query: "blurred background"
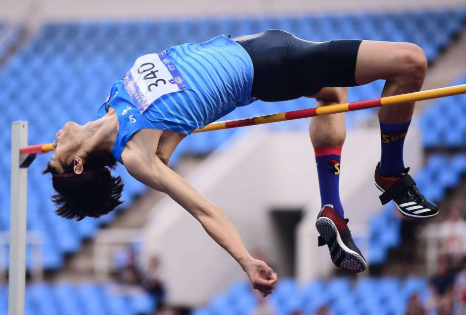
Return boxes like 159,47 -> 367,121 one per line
1,0 -> 466,314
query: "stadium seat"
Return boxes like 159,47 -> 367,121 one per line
194,277 -> 436,315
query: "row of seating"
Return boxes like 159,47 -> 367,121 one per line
194,277 -> 430,315
0,24 -> 24,62
0,282 -> 155,315
29,9 -> 466,61
421,74 -> 466,148
1,10 -> 464,270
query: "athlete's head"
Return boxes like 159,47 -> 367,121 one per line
43,121 -> 124,221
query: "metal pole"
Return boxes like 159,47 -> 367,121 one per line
9,121 -> 28,315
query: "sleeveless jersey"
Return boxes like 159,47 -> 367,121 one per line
97,35 -> 255,163
97,81 -> 154,163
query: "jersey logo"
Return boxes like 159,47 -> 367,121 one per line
327,159 -> 341,175
122,105 -> 132,115
129,114 -> 136,123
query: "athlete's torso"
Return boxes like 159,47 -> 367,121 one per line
144,35 -> 255,133
98,35 -> 255,163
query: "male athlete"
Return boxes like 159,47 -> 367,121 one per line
44,30 -> 438,296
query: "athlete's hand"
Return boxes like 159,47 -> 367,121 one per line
242,258 -> 278,297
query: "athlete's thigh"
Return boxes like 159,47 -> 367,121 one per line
354,40 -> 424,85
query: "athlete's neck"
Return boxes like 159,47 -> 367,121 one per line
80,112 -> 119,154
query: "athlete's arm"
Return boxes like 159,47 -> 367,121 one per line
123,150 -> 277,296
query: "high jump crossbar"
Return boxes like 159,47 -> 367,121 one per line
19,83 -> 466,159
193,83 -> 466,133
8,83 -> 466,314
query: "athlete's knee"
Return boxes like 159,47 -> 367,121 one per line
312,87 -> 348,105
332,87 -> 349,103
393,43 -> 427,84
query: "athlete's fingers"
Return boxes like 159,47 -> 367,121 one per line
253,282 -> 276,293
254,283 -> 274,291
253,277 -> 274,288
259,263 -> 278,285
267,272 -> 278,286
259,289 -> 273,297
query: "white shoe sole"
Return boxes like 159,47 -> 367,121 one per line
316,217 -> 367,273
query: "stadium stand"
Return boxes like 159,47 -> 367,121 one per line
421,71 -> 466,148
0,23 -> 25,59
193,277 -> 430,315
0,9 -> 465,271
0,282 -> 155,315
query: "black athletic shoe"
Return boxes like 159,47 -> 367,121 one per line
375,163 -> 439,219
316,205 -> 367,273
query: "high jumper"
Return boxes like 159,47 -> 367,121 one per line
38,29 -> 443,296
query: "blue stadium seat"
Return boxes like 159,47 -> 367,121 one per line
193,277 -> 439,315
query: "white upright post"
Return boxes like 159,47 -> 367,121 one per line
9,121 -> 28,315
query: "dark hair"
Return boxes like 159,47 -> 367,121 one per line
43,150 -> 124,221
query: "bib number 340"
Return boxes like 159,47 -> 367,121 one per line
138,63 -> 167,92
123,53 -> 186,114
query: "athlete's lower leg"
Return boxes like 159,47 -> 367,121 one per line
310,88 -> 367,272
354,41 -> 437,219
309,87 -> 347,218
355,41 -> 427,176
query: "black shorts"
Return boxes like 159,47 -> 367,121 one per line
234,29 -> 362,102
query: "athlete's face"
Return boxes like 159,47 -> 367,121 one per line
50,121 -> 84,173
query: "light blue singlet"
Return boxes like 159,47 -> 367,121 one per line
97,35 -> 255,163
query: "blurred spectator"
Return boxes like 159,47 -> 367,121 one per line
314,305 -> 332,315
405,293 -> 426,315
431,256 -> 455,296
114,246 -> 144,295
429,256 -> 455,315
453,262 -> 466,315
119,265 -> 143,286
155,306 -> 180,315
436,295 -> 454,315
142,256 -> 166,308
439,209 -> 466,270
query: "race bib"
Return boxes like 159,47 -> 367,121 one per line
122,51 -> 186,114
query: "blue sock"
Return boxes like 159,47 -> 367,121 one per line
315,147 -> 344,218
379,120 -> 411,177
